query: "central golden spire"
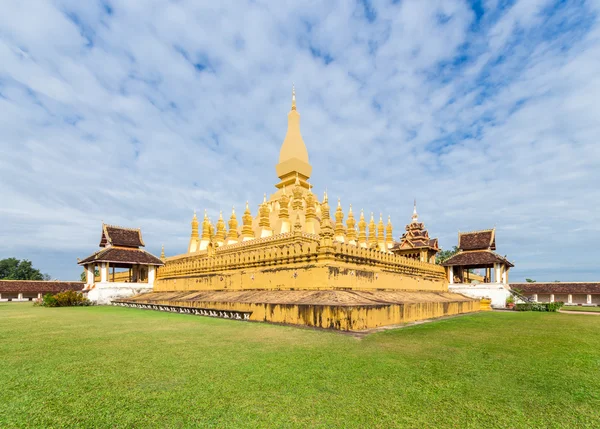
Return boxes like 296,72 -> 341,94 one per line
275,85 -> 312,190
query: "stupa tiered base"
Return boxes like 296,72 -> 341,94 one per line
115,289 -> 479,331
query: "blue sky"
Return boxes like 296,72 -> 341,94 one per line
1,0 -> 599,281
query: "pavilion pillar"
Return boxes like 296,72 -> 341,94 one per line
100,262 -> 108,283
568,294 -> 572,304
148,266 -> 156,286
86,264 -> 95,286
501,266 -> 507,284
532,294 -> 538,302
550,294 -> 555,303
494,263 -> 501,283
587,294 -> 592,304
448,266 -> 454,284
18,293 -> 23,301
38,293 -> 42,299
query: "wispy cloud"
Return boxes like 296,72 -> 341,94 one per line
1,0 -> 599,281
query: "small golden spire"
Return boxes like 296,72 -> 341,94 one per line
227,206 -> 238,241
291,83 -> 296,111
305,188 -> 316,220
242,201 -> 254,239
346,204 -> 357,242
386,215 -> 393,248
160,244 -> 165,260
368,212 -> 377,248
215,210 -> 226,243
377,213 -> 385,248
358,209 -> 367,246
201,209 -> 211,240
259,194 -> 270,228
292,174 -> 304,210
279,187 -> 290,220
334,198 -> 345,238
191,210 -> 199,239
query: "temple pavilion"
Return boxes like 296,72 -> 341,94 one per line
442,229 -> 515,308
114,87 -> 480,330
78,224 -> 164,304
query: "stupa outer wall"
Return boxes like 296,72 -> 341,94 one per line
153,239 -> 448,293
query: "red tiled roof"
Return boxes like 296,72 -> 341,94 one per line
0,280 -> 84,294
441,250 -> 514,267
101,225 -> 144,248
510,283 -> 600,294
459,229 -> 495,251
79,247 -> 164,266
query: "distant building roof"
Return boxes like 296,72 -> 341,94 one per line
441,250 -> 514,268
0,280 -> 84,294
79,247 -> 164,266
511,282 -> 600,294
459,229 -> 496,251
100,225 -> 145,248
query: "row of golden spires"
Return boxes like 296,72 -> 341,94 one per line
188,188 -> 395,251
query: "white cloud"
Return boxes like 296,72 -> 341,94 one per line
0,0 -> 599,281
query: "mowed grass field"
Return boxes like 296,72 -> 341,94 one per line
562,305 -> 600,313
1,304 -> 599,428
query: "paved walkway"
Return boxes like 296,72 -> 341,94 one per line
559,310 -> 600,316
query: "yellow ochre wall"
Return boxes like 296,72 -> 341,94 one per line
155,239 -> 448,293
129,298 -> 479,331
154,261 -> 446,293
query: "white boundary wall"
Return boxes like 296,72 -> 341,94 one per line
448,283 -> 511,308
85,282 -> 153,305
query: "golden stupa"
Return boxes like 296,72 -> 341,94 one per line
117,87 -> 479,331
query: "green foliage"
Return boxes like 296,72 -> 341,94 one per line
435,246 -> 459,264
39,291 -> 91,307
1,306 -> 599,427
0,257 -> 50,280
515,302 -> 564,312
525,278 -> 537,283
80,268 -> 100,282
506,295 -> 515,304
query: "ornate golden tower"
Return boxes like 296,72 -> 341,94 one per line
241,201 -> 255,241
358,209 -> 367,248
226,207 -> 238,245
278,187 -> 291,233
304,186 -> 317,234
386,215 -> 393,250
188,211 -> 199,253
215,211 -> 226,246
275,86 -> 312,191
346,205 -> 357,245
377,213 -> 385,251
160,244 -> 165,261
291,175 -> 304,211
319,191 -> 334,250
368,212 -> 377,248
258,194 -> 273,238
334,199 -> 346,243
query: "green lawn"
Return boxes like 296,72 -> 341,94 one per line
1,304 -> 599,428
562,305 -> 600,313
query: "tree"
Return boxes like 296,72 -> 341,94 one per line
435,246 -> 459,265
0,258 -> 50,280
80,268 -> 100,282
525,278 -> 536,283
